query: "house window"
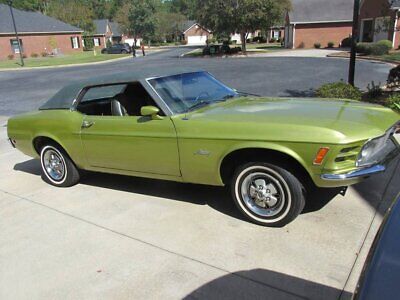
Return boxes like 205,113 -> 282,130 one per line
71,37 -> 80,49
94,38 -> 100,47
273,30 -> 280,39
361,19 -> 374,42
10,39 -> 23,54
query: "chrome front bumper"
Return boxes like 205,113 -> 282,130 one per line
321,123 -> 400,182
321,164 -> 386,181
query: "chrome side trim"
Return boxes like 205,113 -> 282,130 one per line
321,165 -> 386,181
144,79 -> 174,115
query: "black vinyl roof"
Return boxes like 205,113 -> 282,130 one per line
40,67 -> 202,110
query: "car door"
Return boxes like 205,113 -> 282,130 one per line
80,114 -> 181,176
109,45 -> 117,54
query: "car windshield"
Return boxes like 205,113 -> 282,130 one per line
148,71 -> 238,113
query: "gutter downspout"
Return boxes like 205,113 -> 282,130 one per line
393,10 -> 399,49
292,24 -> 296,49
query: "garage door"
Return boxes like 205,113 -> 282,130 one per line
187,35 -> 208,45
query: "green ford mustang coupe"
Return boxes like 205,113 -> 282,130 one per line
7,70 -> 400,226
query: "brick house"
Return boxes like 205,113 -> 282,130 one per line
179,21 -> 212,45
285,0 -> 354,49
0,4 -> 83,59
359,0 -> 400,48
91,19 -> 130,47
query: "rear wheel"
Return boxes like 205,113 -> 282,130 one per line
40,144 -> 80,187
231,162 -> 305,227
121,50 -> 128,54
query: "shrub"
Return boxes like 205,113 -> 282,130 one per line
356,41 -> 391,56
327,41 -> 335,48
315,82 -> 362,100
376,39 -> 393,50
221,43 -> 230,54
314,42 -> 321,49
356,42 -> 372,55
366,81 -> 383,98
229,47 -> 241,54
259,36 -> 267,43
388,94 -> 400,112
41,52 -> 48,57
31,53 -> 39,58
341,37 -> 352,47
206,37 -> 217,45
269,38 -> 276,43
22,54 -> 27,59
180,39 -> 188,45
7,54 -> 14,60
388,65 -> 400,86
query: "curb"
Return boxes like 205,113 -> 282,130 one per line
327,54 -> 398,66
0,56 -> 131,72
0,49 -> 166,72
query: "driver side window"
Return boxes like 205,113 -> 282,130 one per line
77,82 -> 162,117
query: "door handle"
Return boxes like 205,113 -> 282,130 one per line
82,120 -> 95,129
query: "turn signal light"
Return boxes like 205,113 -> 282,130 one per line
313,147 -> 330,165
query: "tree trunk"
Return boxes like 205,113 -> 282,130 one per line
241,32 -> 247,52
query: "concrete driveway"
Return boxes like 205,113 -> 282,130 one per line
0,113 -> 399,299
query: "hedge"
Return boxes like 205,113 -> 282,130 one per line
356,40 -> 392,56
315,82 -> 362,100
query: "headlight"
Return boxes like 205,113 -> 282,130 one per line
357,134 -> 396,167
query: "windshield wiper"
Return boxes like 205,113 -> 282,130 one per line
186,100 -> 213,112
186,94 -> 238,112
237,91 -> 260,97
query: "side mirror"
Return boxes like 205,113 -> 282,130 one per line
141,106 -> 163,120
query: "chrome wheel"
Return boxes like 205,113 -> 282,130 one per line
240,172 -> 285,217
42,147 -> 66,182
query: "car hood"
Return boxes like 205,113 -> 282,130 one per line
181,97 -> 400,144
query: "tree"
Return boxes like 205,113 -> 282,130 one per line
115,0 -> 157,46
193,0 -> 290,51
47,0 -> 95,32
154,11 -> 187,42
0,0 -> 50,13
169,0 -> 194,18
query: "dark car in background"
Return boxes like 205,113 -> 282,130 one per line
101,43 -> 131,54
354,194 -> 400,300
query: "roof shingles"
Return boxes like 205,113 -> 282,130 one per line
0,4 -> 82,34
288,0 -> 354,24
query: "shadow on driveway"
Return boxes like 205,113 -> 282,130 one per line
183,268 -> 352,300
14,159 -> 343,224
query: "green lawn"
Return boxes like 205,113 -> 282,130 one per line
380,51 -> 400,63
244,43 -> 283,50
0,51 -> 130,69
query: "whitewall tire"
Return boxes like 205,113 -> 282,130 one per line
231,162 -> 305,227
40,144 -> 80,187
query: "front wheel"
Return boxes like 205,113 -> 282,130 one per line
40,144 -> 80,187
231,162 -> 305,227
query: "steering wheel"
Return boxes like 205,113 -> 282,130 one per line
194,91 -> 210,102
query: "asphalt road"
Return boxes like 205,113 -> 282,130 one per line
0,47 -> 392,116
